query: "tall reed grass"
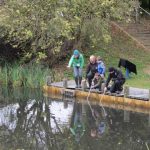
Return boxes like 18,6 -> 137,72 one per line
0,63 -> 56,88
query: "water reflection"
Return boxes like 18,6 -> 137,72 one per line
0,87 -> 150,150
70,102 -> 85,143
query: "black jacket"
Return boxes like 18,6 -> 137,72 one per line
118,58 -> 137,74
106,69 -> 125,87
86,63 -> 98,77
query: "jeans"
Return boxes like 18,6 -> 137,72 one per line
73,66 -> 82,78
86,71 -> 95,88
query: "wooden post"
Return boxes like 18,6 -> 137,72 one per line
124,86 -> 129,98
46,76 -> 52,86
63,78 -> 68,89
149,89 -> 150,101
124,111 -> 130,122
134,0 -> 140,23
81,80 -> 87,91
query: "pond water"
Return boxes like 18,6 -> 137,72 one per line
0,87 -> 150,150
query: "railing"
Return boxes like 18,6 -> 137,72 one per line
139,6 -> 150,16
138,6 -> 150,28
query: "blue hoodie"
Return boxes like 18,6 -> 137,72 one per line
97,61 -> 105,75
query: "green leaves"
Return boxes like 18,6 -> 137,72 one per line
0,0 -> 135,64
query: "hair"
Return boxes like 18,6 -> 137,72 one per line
90,55 -> 96,61
108,67 -> 115,72
97,56 -> 102,61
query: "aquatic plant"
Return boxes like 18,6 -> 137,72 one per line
0,63 -> 52,88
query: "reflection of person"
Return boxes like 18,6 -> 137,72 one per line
105,67 -> 125,93
86,55 -> 98,88
67,49 -> 84,88
88,106 -> 106,138
70,103 -> 85,142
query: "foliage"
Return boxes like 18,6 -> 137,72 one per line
0,0 -> 135,64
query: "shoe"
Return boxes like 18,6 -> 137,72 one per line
75,77 -> 79,88
116,91 -> 121,94
75,85 -> 78,89
78,85 -> 81,88
79,77 -> 82,86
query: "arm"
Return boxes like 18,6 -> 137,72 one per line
116,70 -> 124,80
80,54 -> 84,68
98,63 -> 105,75
105,74 -> 111,87
86,64 -> 90,78
93,79 -> 101,89
101,63 -> 106,75
68,55 -> 74,67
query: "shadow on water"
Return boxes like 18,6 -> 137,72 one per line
0,86 -> 150,150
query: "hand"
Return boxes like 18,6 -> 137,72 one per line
91,86 -> 94,89
100,74 -> 104,78
104,87 -> 107,92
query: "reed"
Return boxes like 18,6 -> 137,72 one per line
0,63 -> 52,88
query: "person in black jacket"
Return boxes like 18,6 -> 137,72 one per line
86,55 -> 98,88
105,67 -> 125,93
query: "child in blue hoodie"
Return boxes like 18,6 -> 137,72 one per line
97,56 -> 105,77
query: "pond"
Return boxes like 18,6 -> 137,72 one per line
0,86 -> 150,150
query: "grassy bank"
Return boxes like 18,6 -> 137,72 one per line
60,32 -> 150,89
0,31 -> 149,89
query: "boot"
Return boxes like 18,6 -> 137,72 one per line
75,77 -> 79,88
78,77 -> 82,88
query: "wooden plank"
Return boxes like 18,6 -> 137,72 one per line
48,80 -> 150,100
129,87 -> 149,99
51,80 -> 76,89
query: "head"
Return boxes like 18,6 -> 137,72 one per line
94,72 -> 100,79
96,56 -> 102,63
73,49 -> 80,58
89,55 -> 96,64
108,67 -> 115,74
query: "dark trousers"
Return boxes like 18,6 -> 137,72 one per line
110,79 -> 125,93
86,72 -> 95,88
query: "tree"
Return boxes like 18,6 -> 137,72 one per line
0,0 -> 135,64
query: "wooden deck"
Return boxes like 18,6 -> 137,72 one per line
43,80 -> 150,110
50,80 -> 150,100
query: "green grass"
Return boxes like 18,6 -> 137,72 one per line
61,32 -> 150,89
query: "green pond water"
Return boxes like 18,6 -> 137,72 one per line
0,87 -> 150,150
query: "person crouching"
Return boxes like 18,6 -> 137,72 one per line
86,55 -> 98,88
91,72 -> 104,91
105,67 -> 125,93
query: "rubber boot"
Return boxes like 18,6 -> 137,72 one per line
78,77 -> 82,88
75,77 -> 79,88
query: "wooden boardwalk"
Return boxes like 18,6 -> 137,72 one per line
50,80 -> 150,100
43,79 -> 150,114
